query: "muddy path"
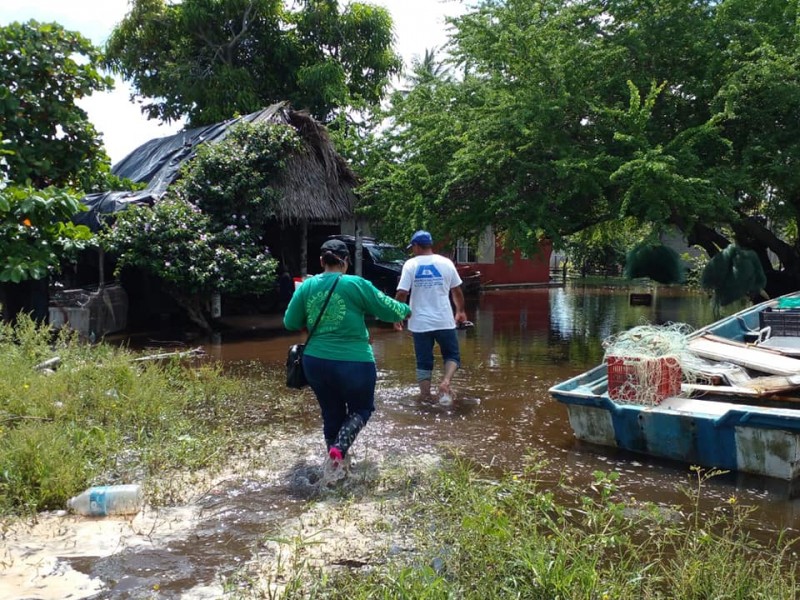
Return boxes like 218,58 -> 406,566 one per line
1,392 -> 444,600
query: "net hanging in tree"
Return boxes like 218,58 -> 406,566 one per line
623,243 -> 685,284
700,244 -> 766,307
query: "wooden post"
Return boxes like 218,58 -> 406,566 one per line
98,247 -> 105,290
354,221 -> 363,277
300,219 -> 308,277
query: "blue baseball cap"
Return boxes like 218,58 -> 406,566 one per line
406,230 -> 433,249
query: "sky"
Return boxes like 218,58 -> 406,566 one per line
1,0 -> 466,164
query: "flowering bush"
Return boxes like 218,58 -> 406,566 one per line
102,197 -> 276,297
178,121 -> 302,228
100,120 -> 304,329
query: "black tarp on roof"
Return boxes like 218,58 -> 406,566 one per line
76,103 -> 356,230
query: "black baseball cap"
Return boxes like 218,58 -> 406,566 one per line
320,239 -> 350,259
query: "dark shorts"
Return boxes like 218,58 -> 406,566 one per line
411,328 -> 461,381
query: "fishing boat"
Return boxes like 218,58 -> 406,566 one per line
549,292 -> 800,481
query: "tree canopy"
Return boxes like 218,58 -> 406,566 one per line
0,183 -> 95,284
0,20 -> 114,191
104,0 -> 401,126
0,21 -> 106,311
358,0 -> 800,298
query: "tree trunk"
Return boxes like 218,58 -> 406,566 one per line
171,292 -> 213,333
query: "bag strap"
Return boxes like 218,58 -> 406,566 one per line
306,274 -> 342,342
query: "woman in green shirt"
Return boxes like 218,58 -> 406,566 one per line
284,239 -> 411,468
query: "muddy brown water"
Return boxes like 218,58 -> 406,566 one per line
66,285 -> 800,598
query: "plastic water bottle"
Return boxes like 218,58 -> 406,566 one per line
67,484 -> 143,516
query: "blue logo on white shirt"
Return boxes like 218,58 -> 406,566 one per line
415,265 -> 442,279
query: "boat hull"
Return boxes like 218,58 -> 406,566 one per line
558,394 -> 800,480
550,293 -> 800,481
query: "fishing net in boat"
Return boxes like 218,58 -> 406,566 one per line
700,244 -> 766,308
603,322 -> 703,405
623,243 -> 685,284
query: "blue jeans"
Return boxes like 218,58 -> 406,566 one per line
412,328 -> 461,381
302,354 -> 376,446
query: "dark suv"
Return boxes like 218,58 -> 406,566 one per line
327,235 -> 406,295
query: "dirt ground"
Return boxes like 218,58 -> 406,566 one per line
0,432 -> 439,599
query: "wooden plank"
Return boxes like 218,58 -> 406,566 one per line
692,360 -> 751,386
684,375 -> 800,397
682,383 -> 760,396
758,336 -> 800,356
688,334 -> 800,376
740,374 -> 800,394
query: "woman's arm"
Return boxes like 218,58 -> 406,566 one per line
360,279 -> 411,322
283,285 -> 307,331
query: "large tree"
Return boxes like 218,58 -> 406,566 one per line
360,0 -> 800,299
0,20 -> 114,191
0,21 -> 113,321
104,0 -> 400,126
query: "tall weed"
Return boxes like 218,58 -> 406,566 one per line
0,316 -> 292,515
284,458 -> 799,599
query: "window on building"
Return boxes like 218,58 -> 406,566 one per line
456,239 -> 476,263
456,227 -> 496,264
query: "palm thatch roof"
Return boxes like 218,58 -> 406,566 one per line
76,102 -> 356,230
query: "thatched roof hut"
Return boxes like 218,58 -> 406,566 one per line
76,102 -> 356,230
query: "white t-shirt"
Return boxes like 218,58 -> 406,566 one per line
398,253 -> 463,332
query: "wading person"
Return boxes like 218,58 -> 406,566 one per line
284,239 -> 411,469
394,230 -> 468,402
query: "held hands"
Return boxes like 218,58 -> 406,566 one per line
393,321 -> 404,332
454,310 -> 468,325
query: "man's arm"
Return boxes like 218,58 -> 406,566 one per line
450,285 -> 467,324
393,288 -> 410,330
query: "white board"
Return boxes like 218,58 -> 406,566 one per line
688,334 -> 800,376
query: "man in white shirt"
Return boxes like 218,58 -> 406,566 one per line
395,230 -> 468,401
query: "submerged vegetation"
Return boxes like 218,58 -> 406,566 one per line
0,316 -> 310,516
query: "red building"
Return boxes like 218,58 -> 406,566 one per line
453,230 -> 553,288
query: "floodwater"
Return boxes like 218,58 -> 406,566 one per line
205,284 -> 800,528
30,283 -> 800,599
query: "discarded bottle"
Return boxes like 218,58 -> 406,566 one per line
67,484 -> 143,516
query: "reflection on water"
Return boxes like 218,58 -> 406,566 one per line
206,284 -> 799,532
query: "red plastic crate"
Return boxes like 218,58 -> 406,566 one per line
606,356 -> 681,404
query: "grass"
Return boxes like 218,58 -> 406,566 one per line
262,459 -> 800,600
0,315 -> 311,516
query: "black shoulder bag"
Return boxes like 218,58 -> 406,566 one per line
286,275 -> 342,389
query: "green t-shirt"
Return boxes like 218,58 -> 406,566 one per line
283,272 -> 411,363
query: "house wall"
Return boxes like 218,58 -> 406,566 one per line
456,227 -> 553,286
477,239 -> 552,286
